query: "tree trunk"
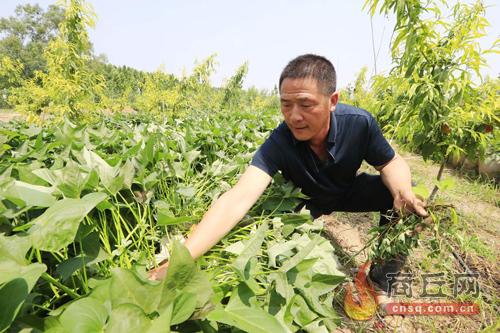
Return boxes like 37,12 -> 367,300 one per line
429,160 -> 445,202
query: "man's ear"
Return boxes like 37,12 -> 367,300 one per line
330,91 -> 339,110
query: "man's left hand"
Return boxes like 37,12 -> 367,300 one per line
394,190 -> 428,217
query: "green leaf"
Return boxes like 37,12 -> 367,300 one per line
29,192 -> 107,251
105,304 -> 151,333
108,268 -> 159,314
412,183 -> 430,200
177,186 -> 196,198
155,202 -> 192,226
268,242 -> 297,268
226,282 -> 260,309
207,284 -> 290,333
0,234 -> 46,288
55,230 -> 109,281
157,215 -> 192,226
160,240 -> 212,310
172,162 -> 186,179
262,197 -> 297,213
183,149 -> 201,165
0,180 -> 56,207
171,292 -> 197,325
53,162 -> 91,198
232,222 -> 268,292
0,278 -> 30,332
43,318 -> 67,333
161,240 -> 196,293
280,236 -> 321,273
16,164 -> 48,186
302,319 -> 330,333
59,298 -> 108,333
54,230 -> 109,280
224,241 -> 245,255
120,159 -> 135,189
269,272 -> 294,301
280,214 -> 311,237
56,255 -> 93,281
297,287 -> 338,319
147,303 -> 172,333
233,222 -> 268,273
286,294 -> 318,327
76,148 -> 125,195
34,161 -> 91,198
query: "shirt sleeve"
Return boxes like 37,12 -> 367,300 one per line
250,135 -> 282,177
364,115 -> 395,167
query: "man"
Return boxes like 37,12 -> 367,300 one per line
149,54 -> 427,299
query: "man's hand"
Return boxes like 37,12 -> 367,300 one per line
394,189 -> 428,217
377,154 -> 428,217
148,262 -> 168,281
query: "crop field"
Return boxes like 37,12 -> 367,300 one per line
0,110 -> 354,332
1,109 -> 498,333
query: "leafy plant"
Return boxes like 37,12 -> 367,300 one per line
0,102 -> 348,332
9,0 -> 104,121
366,0 -> 499,188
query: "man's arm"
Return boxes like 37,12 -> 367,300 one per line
148,165 -> 272,280
375,154 -> 427,216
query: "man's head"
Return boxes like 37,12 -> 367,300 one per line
279,54 -> 337,96
279,54 -> 339,143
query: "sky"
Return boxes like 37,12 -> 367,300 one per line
1,0 -> 499,90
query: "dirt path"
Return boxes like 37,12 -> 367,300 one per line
0,112 -> 20,122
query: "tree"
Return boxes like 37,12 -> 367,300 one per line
89,58 -> 147,111
221,62 -> 248,110
0,56 -> 24,107
365,0 -> 499,197
134,66 -> 179,115
10,0 -> 103,121
0,4 -> 64,79
341,67 -> 375,110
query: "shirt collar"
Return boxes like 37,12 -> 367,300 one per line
327,110 -> 337,145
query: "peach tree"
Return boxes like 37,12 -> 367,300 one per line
366,0 -> 498,195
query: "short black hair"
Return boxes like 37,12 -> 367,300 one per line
279,54 -> 337,95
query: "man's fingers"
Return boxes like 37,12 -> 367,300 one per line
148,262 -> 169,281
147,267 -> 164,281
413,199 -> 429,217
416,206 -> 428,217
147,270 -> 158,281
395,198 -> 428,218
393,198 -> 407,213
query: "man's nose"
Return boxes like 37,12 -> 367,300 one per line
289,106 -> 303,123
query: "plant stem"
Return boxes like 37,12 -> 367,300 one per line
429,159 -> 446,202
41,272 -> 80,299
370,15 -> 377,75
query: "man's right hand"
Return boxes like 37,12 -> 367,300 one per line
148,262 -> 169,281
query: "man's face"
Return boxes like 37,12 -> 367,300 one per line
280,77 -> 338,142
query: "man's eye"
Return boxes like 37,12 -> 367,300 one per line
301,104 -> 313,108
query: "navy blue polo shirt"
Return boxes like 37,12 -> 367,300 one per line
251,103 -> 395,209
